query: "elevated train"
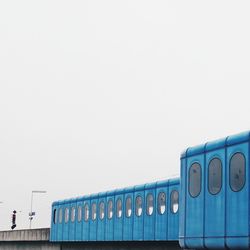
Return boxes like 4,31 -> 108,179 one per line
50,131 -> 250,249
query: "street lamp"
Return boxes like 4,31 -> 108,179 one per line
29,190 -> 46,229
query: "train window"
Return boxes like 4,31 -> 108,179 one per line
91,203 -> 97,221
99,202 -> 105,220
170,190 -> 179,214
116,199 -> 122,218
53,209 -> 57,224
208,158 -> 222,195
230,152 -> 246,192
59,208 -> 63,223
189,163 -> 201,197
84,203 -> 89,222
146,193 -> 154,216
136,196 -> 143,217
125,197 -> 132,217
108,200 -> 113,219
71,207 -> 75,222
157,192 -> 166,215
65,207 -> 69,223
77,206 -> 82,222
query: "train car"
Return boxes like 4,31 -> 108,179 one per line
179,131 -> 250,249
50,130 -> 250,249
50,178 -> 180,242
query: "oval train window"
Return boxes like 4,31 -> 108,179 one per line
77,206 -> 82,222
170,190 -> 179,214
230,152 -> 246,192
136,196 -> 143,217
65,208 -> 69,223
189,163 -> 201,198
108,200 -> 113,219
157,192 -> 166,215
59,208 -> 63,223
91,203 -> 97,220
71,207 -> 75,222
208,158 -> 222,195
125,197 -> 132,217
84,203 -> 89,221
99,202 -> 105,220
53,209 -> 57,224
146,193 -> 154,216
116,199 -> 122,218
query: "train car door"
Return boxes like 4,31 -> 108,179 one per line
123,187 -> 134,240
144,182 -> 156,240
105,191 -> 115,241
155,180 -> 168,240
57,201 -> 64,242
89,194 -> 98,241
69,198 -> 76,241
114,189 -> 124,241
168,178 -> 180,240
82,196 -> 90,241
185,145 -> 205,249
75,197 -> 83,241
133,184 -> 145,240
62,199 -> 70,241
50,202 -> 58,241
204,139 -> 226,249
97,192 -> 106,241
226,133 -> 249,249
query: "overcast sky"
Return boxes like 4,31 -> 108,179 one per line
0,0 -> 250,230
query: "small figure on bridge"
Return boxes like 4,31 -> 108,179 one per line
11,210 -> 16,230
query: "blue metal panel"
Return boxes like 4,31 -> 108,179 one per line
89,194 -> 98,241
133,184 -> 145,240
187,144 -> 205,157
62,199 -> 71,241
57,201 -> 64,242
69,198 -> 77,241
50,202 -> 58,242
204,147 -> 226,249
155,180 -> 168,240
105,191 -> 115,241
168,180 -> 180,240
179,158 -> 186,248
97,192 -> 106,241
114,189 -> 124,241
185,154 -> 205,249
227,131 -> 250,146
75,197 -> 83,241
82,196 -> 90,241
123,187 -> 134,241
144,182 -> 156,240
226,142 -> 249,249
206,137 -> 226,152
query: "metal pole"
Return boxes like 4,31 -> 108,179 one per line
29,191 -> 46,229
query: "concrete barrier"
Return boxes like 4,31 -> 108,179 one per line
0,228 -> 50,241
0,228 -> 181,250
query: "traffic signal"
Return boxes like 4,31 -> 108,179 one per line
11,210 -> 16,230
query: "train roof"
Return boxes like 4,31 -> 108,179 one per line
181,130 -> 250,159
52,177 -> 180,206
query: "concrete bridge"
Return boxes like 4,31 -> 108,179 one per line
0,228 -> 181,250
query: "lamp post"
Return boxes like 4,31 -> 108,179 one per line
29,190 -> 46,229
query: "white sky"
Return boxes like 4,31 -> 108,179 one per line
0,0 -> 250,230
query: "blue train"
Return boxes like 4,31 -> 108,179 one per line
50,131 -> 250,249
